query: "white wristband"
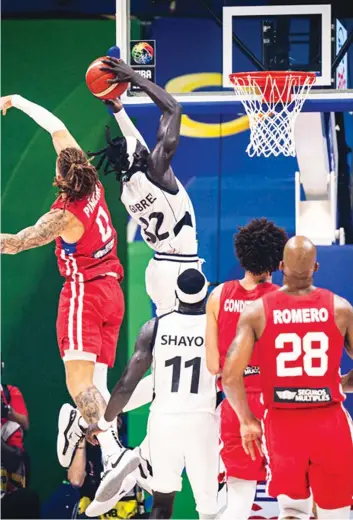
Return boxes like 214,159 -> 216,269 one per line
97,416 -> 114,431
11,95 -> 67,135
114,108 -> 149,149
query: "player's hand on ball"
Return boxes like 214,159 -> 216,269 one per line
240,418 -> 263,461
86,423 -> 103,445
103,99 -> 123,113
100,58 -> 134,83
0,95 -> 14,115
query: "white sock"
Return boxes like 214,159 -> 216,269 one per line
97,426 -> 123,459
316,505 -> 350,519
220,477 -> 257,520
278,494 -> 312,520
93,363 -> 110,404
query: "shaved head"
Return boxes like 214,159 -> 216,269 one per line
280,236 -> 318,290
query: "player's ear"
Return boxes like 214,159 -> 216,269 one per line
313,262 -> 319,273
279,260 -> 284,272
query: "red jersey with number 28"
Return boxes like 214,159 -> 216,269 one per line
51,182 -> 123,282
258,288 -> 345,409
218,280 -> 279,392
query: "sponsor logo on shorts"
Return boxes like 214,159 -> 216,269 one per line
274,387 -> 332,404
244,365 -> 260,377
93,238 -> 114,259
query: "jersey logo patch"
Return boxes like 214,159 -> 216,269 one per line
93,238 -> 114,259
274,387 -> 332,404
244,365 -> 260,377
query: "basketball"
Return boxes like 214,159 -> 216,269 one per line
85,57 -> 129,100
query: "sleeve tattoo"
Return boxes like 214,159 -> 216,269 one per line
0,209 -> 72,254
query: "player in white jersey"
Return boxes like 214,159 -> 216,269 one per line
87,269 -> 220,519
90,57 -> 202,316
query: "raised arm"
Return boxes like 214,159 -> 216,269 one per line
101,59 -> 180,188
86,319 -> 156,443
0,209 -> 74,254
104,99 -> 149,149
0,95 -> 80,155
205,285 -> 223,376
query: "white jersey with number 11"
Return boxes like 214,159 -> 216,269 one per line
151,311 -> 217,414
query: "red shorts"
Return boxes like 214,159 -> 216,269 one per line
220,393 -> 266,481
57,275 -> 124,367
263,404 -> 353,509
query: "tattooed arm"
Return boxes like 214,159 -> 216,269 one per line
86,319 -> 156,443
0,209 -> 74,254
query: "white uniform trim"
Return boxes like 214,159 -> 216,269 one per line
63,350 -> 97,363
261,409 -> 273,496
61,252 -> 85,352
76,270 -> 85,352
68,257 -> 77,350
154,252 -> 199,262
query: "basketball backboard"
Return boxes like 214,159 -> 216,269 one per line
115,0 -> 353,114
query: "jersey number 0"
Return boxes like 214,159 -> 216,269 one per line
96,206 -> 113,242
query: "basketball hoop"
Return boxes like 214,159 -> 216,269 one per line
229,71 -> 316,157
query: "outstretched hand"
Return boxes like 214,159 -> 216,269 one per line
0,96 -> 14,116
86,423 -> 103,445
240,418 -> 263,461
100,57 -> 134,84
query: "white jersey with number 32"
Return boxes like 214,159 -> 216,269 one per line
121,172 -> 197,254
150,311 -> 217,414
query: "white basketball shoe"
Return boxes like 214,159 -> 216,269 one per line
57,403 -> 85,468
85,472 -> 137,517
94,446 -> 140,503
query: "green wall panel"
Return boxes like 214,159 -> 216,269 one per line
1,18 -> 130,500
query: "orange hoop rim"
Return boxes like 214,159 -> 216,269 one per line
229,70 -> 317,87
229,71 -> 316,104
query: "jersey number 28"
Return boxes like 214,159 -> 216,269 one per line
276,332 -> 329,377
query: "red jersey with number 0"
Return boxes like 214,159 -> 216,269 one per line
51,182 -> 123,282
218,280 -> 279,392
258,288 -> 345,409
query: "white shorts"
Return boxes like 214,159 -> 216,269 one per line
145,253 -> 203,316
148,412 -> 220,515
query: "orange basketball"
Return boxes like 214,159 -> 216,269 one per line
85,57 -> 129,100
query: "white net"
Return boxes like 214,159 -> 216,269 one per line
230,72 -> 316,158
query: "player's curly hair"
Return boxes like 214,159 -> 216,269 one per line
234,218 -> 288,275
88,126 -> 147,180
54,147 -> 99,202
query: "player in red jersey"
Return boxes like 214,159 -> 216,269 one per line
206,218 -> 288,519
223,236 -> 353,520
0,95 -> 140,503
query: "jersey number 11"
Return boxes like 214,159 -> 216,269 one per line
165,356 -> 201,394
